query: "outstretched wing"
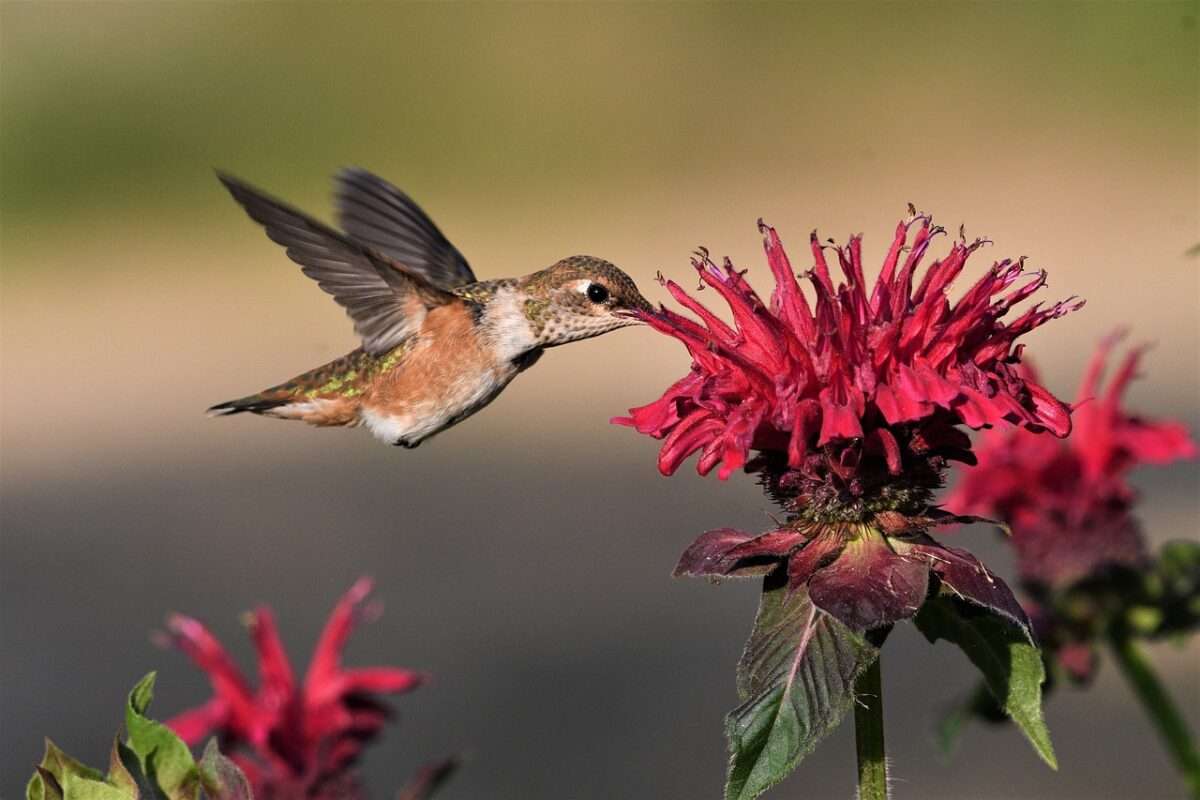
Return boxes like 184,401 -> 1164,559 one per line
218,172 -> 456,355
335,168 -> 476,290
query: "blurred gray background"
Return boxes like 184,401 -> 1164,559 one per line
3,3 -> 1197,798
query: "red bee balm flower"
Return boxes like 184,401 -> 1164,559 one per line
615,214 -> 1082,631
163,579 -> 424,799
617,216 -> 1080,486
946,334 -> 1197,590
615,214 -> 1079,798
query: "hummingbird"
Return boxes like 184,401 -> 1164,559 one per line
209,169 -> 652,447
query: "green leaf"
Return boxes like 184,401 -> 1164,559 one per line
124,673 -> 201,800
915,593 -> 1057,769
59,772 -> 133,800
39,740 -> 107,785
29,740 -> 110,800
725,577 -> 879,800
197,740 -> 253,800
29,768 -> 64,800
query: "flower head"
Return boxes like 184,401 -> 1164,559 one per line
616,215 -> 1081,523
946,334 -> 1197,590
618,213 -> 1081,633
162,578 -> 424,799
616,213 -> 1080,793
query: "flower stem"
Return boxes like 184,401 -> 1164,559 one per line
854,654 -> 888,800
1108,634 -> 1200,799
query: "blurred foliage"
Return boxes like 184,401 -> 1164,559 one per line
27,673 -> 251,800
1,2 -> 1196,241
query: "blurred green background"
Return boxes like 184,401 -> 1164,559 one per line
3,3 -> 1197,798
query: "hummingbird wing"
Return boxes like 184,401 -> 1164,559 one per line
218,172 -> 456,355
334,168 -> 477,290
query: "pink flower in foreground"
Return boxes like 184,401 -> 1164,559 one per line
616,213 -> 1082,634
946,334 -> 1197,590
163,578 -> 424,799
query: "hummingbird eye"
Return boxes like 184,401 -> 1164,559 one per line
586,283 -> 610,304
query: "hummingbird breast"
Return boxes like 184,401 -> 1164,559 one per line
358,300 -> 521,446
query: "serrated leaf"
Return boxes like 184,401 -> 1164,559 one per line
124,673 -> 201,800
197,740 -> 253,800
916,593 -> 1057,769
725,578 -> 878,800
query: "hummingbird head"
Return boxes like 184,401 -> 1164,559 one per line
519,255 -> 653,347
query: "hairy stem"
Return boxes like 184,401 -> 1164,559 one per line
854,654 -> 888,800
1108,634 -> 1200,799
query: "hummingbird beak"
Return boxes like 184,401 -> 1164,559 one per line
615,304 -> 653,323
619,292 -> 656,321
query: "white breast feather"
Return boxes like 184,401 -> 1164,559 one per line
485,287 -> 540,364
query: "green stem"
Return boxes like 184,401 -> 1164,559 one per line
1108,634 -> 1200,799
854,654 -> 888,800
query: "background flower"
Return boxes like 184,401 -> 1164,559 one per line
162,579 -> 428,800
939,335 -> 1200,797
947,333 -> 1197,591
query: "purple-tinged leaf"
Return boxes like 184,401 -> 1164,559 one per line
675,528 -> 801,578
675,528 -> 756,576
786,529 -> 846,590
900,538 -> 1030,633
807,531 -> 930,631
197,740 -> 253,800
725,577 -> 878,800
726,530 -> 806,562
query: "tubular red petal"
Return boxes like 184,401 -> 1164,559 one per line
333,668 -> 425,697
867,427 -> 903,475
808,231 -> 836,296
248,607 -> 296,702
1076,329 -> 1126,407
165,614 -> 259,732
869,218 -> 913,317
761,222 -> 816,340
658,409 -> 722,476
664,279 -> 738,344
165,697 -> 229,745
305,578 -> 374,698
1024,380 -> 1072,437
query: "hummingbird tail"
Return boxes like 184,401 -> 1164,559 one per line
206,394 -> 290,417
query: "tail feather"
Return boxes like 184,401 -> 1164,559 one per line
208,350 -> 372,424
206,394 -> 290,417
